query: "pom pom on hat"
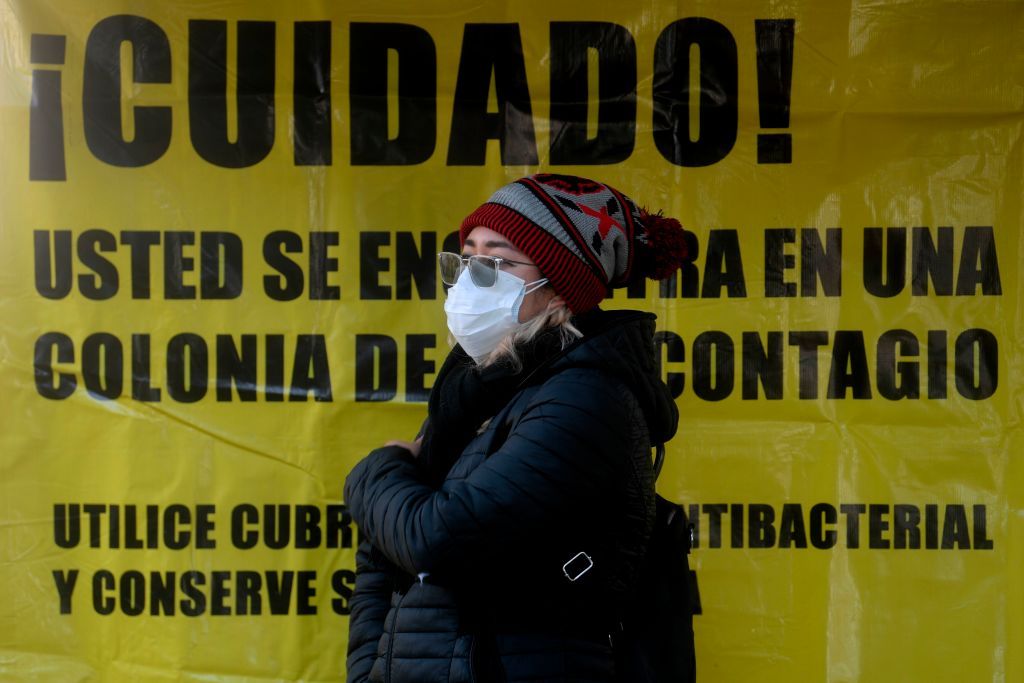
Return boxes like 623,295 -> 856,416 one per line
634,209 -> 689,282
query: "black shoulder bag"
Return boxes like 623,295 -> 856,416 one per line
614,444 -> 700,683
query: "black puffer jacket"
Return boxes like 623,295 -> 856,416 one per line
344,309 -> 678,683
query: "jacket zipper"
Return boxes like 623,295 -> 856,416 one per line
384,590 -> 406,683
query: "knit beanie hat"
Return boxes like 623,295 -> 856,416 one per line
459,173 -> 688,313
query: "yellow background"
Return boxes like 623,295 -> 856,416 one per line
1,1 -> 1021,681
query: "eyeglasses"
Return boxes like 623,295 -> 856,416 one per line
437,251 -> 536,287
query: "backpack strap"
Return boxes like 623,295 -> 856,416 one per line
653,443 -> 666,480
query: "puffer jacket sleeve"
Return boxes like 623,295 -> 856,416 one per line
344,370 -> 633,578
346,540 -> 396,683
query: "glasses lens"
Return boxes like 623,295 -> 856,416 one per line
467,255 -> 498,287
437,252 -> 464,286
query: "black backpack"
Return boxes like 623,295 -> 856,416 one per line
613,445 -> 700,683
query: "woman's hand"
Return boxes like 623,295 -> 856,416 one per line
384,436 -> 422,458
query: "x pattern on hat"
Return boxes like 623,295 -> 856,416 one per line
519,174 -> 639,284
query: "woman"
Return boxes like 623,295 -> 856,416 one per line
344,173 -> 688,683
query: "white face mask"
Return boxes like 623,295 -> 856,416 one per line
444,267 -> 548,364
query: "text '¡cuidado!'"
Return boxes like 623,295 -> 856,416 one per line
29,16 -> 796,180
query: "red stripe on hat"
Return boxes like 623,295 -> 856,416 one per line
460,202 -> 606,312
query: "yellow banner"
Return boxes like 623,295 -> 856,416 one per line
1,1 -> 1021,681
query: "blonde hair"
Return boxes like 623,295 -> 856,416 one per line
478,293 -> 582,373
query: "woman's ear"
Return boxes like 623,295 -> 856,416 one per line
547,295 -> 567,312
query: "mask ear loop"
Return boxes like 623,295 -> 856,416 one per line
523,277 -> 549,294
509,277 -> 550,327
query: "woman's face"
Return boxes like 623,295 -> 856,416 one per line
462,226 -> 558,323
